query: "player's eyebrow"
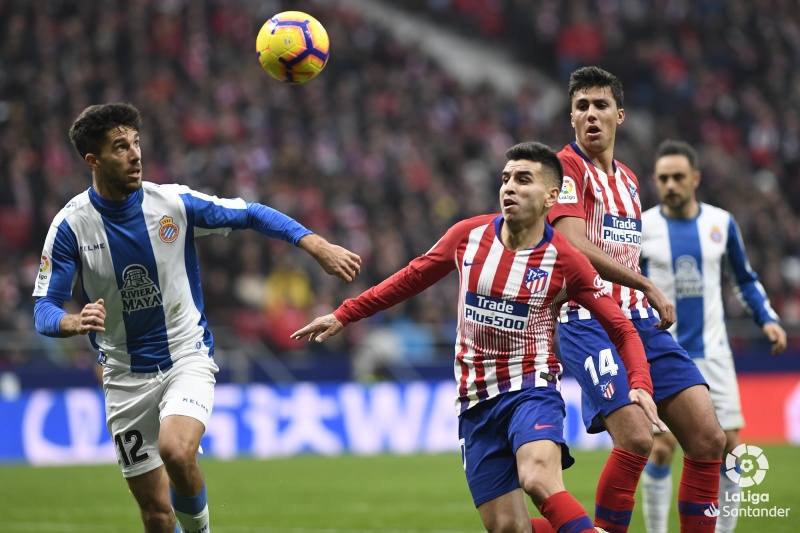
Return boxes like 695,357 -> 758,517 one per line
502,169 -> 534,178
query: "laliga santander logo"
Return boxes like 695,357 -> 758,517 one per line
725,443 -> 769,487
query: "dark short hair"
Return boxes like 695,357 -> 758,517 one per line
568,66 -> 624,109
655,139 -> 699,170
504,141 -> 564,189
68,103 -> 142,158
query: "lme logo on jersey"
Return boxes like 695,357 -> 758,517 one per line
120,264 -> 163,313
464,292 -> 529,331
159,215 -> 179,243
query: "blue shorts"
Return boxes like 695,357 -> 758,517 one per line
557,317 -> 707,433
458,387 -> 575,508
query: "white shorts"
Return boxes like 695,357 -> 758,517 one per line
655,356 -> 744,433
102,355 -> 219,478
694,356 -> 744,431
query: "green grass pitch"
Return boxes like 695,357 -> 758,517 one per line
0,446 -> 796,532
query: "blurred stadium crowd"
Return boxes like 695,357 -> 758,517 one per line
0,0 -> 798,375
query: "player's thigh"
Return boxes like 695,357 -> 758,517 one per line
159,415 -> 206,460
515,439 -> 566,505
158,356 -> 218,454
103,366 -> 165,478
639,325 -> 708,404
459,395 -> 519,509
693,357 -> 744,431
603,403 -> 654,454
459,388 -> 569,509
657,384 -> 724,458
558,320 -> 633,433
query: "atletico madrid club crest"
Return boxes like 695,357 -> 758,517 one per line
159,215 -> 179,243
600,380 -> 616,399
524,267 -> 548,294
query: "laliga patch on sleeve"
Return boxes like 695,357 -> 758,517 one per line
558,176 -> 578,204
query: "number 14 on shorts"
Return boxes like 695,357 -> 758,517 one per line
584,349 -> 620,387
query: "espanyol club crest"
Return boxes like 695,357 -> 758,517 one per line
159,215 -> 179,243
524,267 -> 548,294
710,225 -> 722,243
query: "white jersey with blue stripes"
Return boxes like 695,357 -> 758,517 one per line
641,202 -> 779,359
34,182 -> 253,373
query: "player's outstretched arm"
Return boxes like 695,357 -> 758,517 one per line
298,234 -> 362,283
763,322 -> 788,355
60,299 -> 107,336
290,313 -> 344,343
628,389 -> 667,432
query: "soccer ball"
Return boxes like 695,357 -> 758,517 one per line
256,11 -> 330,84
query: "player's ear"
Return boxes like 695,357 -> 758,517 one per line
85,153 -> 100,171
570,111 -> 575,129
694,170 -> 702,188
544,185 -> 559,208
617,108 -> 625,125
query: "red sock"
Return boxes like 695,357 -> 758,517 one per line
593,448 -> 647,533
678,456 -> 722,533
539,491 -> 595,533
531,517 -> 555,533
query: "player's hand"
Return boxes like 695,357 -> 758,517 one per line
299,234 -> 362,282
642,281 -> 675,330
61,298 -> 106,336
629,388 -> 667,432
763,322 -> 787,355
290,313 -> 344,343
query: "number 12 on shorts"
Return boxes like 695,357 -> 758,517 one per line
584,348 -> 619,385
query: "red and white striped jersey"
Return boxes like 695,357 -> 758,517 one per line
547,142 -> 656,322
334,214 -> 652,413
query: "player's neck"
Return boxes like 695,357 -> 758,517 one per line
502,219 -> 545,251
576,140 -> 616,175
662,199 -> 700,219
92,175 -> 136,202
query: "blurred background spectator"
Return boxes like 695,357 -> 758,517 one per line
1,0 -> 798,386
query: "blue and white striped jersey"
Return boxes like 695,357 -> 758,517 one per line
641,202 -> 779,359
33,182 -> 311,373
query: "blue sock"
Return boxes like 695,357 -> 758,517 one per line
644,461 -> 672,479
170,485 -> 209,533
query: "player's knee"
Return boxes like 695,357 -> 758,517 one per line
518,465 -> 561,506
723,430 -> 741,457
708,426 -> 727,457
684,425 -> 726,460
158,438 -> 198,470
613,427 -> 653,457
139,500 -> 175,532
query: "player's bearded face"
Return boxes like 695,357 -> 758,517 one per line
96,126 -> 143,199
654,154 -> 698,211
